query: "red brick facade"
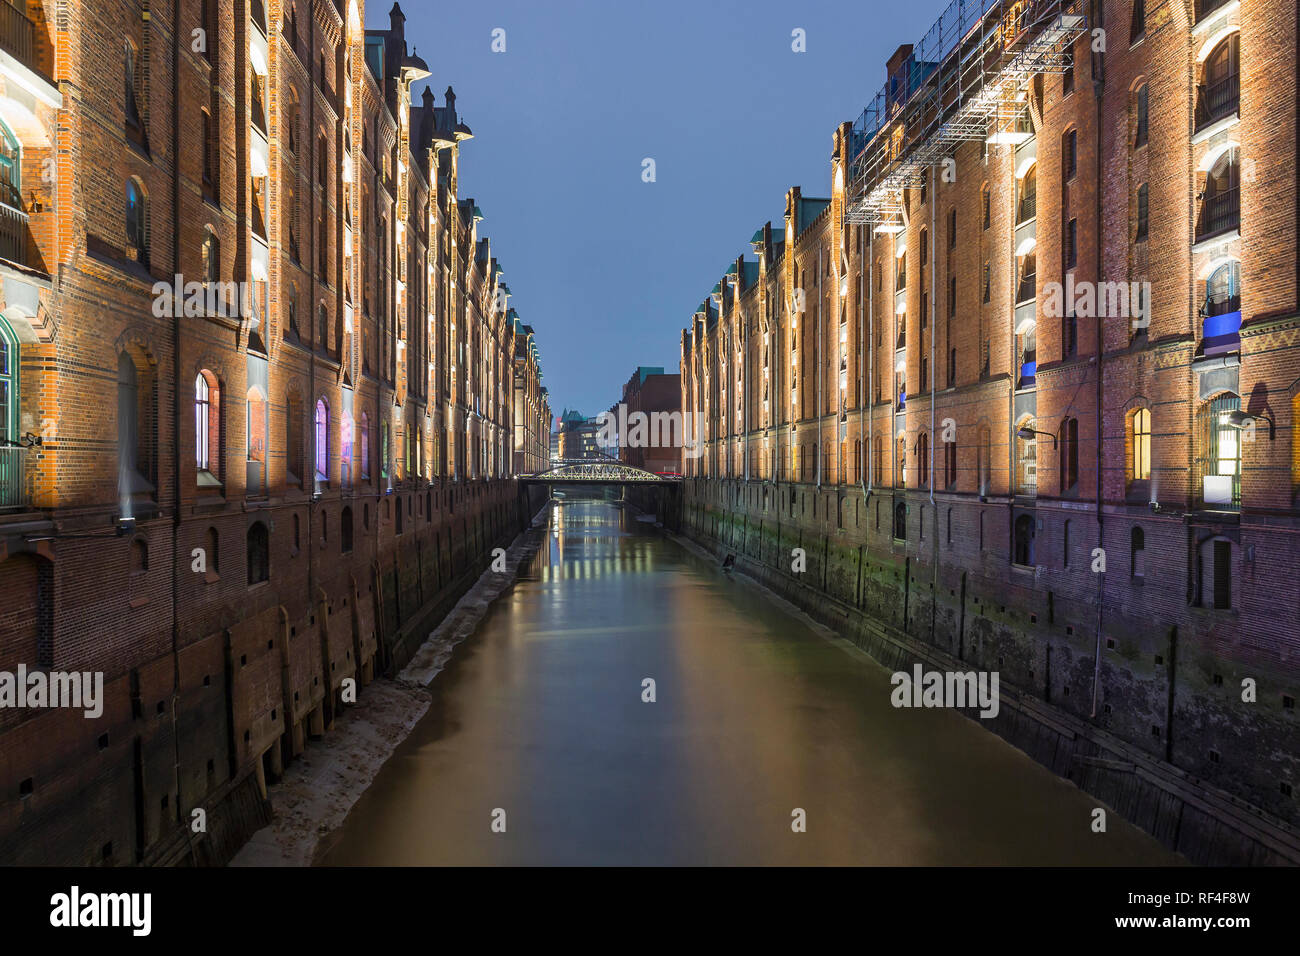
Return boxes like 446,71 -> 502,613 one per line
0,0 -> 549,864
681,0 -> 1300,854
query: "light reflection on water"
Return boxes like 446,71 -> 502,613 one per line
319,499 -> 1179,866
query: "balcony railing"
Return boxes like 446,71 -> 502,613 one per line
0,201 -> 26,263
0,445 -> 26,509
1017,191 -> 1036,224
1195,0 -> 1232,22
0,1 -> 34,69
1202,290 -> 1241,318
1196,186 -> 1240,241
1195,73 -> 1239,130
1016,271 -> 1036,305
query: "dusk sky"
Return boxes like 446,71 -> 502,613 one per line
395,0 -> 939,421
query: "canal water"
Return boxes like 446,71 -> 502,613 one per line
319,499 -> 1178,865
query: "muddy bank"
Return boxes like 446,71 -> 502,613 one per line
229,507 -> 549,867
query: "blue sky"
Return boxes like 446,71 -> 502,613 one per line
391,0 -> 939,419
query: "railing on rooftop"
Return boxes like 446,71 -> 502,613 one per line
848,0 -> 1086,224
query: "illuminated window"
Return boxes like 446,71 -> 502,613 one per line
1132,408 -> 1151,481
314,399 -> 329,483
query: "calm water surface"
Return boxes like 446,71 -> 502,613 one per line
320,499 -> 1178,865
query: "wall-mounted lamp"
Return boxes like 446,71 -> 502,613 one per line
1016,425 -> 1058,448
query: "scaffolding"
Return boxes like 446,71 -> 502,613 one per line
846,0 -> 1088,224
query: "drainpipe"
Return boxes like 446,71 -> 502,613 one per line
169,0 -> 187,852
929,178 -> 937,506
862,223 -> 871,500
929,174 -> 938,638
816,242 -> 822,490
1090,55 -> 1106,719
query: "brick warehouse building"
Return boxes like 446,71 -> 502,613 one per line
0,0 -> 549,864
681,0 -> 1300,863
608,366 -> 682,474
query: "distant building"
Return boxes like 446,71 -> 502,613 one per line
614,366 -> 681,474
558,408 -> 600,459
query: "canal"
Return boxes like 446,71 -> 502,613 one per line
319,498 -> 1178,865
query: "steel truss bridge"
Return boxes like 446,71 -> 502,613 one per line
519,458 -> 683,486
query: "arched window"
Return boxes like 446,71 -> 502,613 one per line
286,180 -> 299,260
314,398 -> 329,482
1131,408 -> 1151,481
285,92 -> 299,155
893,501 -> 906,541
124,39 -> 143,129
318,304 -> 329,350
0,318 -> 17,463
1196,394 -> 1241,509
0,119 -> 20,210
896,436 -> 906,488
246,385 -> 268,494
1201,260 -> 1242,356
1131,526 -> 1145,577
1059,417 -> 1079,492
341,506 -> 353,553
1013,514 -> 1035,567
1133,83 -> 1149,148
286,391 -> 303,487
1197,33 -> 1239,130
380,420 -> 389,478
1205,260 -> 1241,316
1063,518 -> 1072,567
340,413 -> 353,487
247,521 -> 269,584
126,178 -> 148,265
1017,166 -> 1036,224
201,227 -> 219,283
977,424 -> 991,495
287,283 -> 299,335
917,431 -> 929,487
1130,0 -> 1146,42
1197,146 -> 1240,241
117,353 -> 145,494
1016,417 -> 1037,496
201,109 -> 214,185
195,371 -> 221,481
360,411 -> 370,480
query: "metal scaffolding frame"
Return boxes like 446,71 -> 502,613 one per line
846,0 -> 1088,225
